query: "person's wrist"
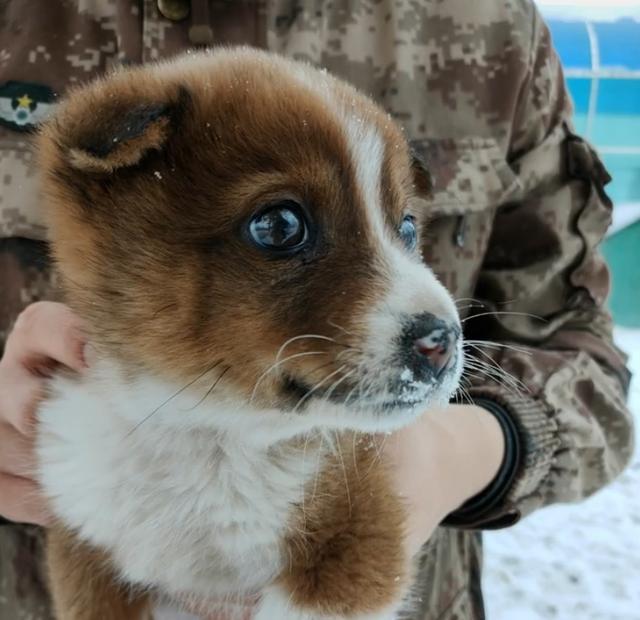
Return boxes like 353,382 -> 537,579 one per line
437,403 -> 506,515
384,403 -> 505,554
442,398 -> 521,528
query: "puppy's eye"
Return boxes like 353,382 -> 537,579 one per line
398,215 -> 417,251
248,201 -> 309,253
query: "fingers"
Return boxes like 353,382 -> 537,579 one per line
0,422 -> 36,478
0,301 -> 87,524
0,366 -> 43,435
0,472 -> 51,526
5,301 -> 87,373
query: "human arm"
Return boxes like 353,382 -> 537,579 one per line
445,5 -> 634,528
384,403 -> 506,554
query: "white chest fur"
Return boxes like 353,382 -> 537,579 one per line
36,361 -> 320,600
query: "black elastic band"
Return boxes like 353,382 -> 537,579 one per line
442,397 -> 521,528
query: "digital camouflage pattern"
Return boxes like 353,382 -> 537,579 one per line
0,1 -> 634,619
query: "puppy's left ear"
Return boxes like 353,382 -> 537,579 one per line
52,84 -> 189,174
410,149 -> 434,198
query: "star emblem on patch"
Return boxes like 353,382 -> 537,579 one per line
0,81 -> 57,132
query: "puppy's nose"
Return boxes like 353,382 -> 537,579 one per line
414,330 -> 454,378
400,312 -> 459,380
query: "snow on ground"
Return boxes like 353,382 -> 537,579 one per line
483,327 -> 640,620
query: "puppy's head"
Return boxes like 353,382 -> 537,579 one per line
39,49 -> 461,432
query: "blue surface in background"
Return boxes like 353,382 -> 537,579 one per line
596,20 -> 640,70
548,18 -> 640,71
548,20 -> 592,68
547,18 -> 640,205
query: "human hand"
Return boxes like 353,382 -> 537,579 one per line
384,403 -> 506,554
0,302 -> 87,525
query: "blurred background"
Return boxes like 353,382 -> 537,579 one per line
483,2 -> 640,618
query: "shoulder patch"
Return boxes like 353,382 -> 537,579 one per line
0,81 -> 56,132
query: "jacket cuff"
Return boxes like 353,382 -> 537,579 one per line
442,388 -> 559,529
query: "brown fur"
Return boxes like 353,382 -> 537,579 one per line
282,436 -> 408,616
47,526 -> 150,620
38,49 -> 432,618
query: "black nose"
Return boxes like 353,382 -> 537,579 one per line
400,313 -> 458,380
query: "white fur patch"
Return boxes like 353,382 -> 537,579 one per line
37,361 -> 324,601
343,119 -> 385,225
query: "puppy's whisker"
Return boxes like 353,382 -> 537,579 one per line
465,350 -> 527,393
463,339 -> 531,356
300,429 -> 318,518
185,365 -> 232,411
275,334 -> 335,363
363,433 -> 389,480
462,358 -> 526,397
305,360 -> 340,376
327,318 -> 355,337
335,347 -> 362,363
292,365 -> 347,413
456,384 -> 475,406
343,379 -> 362,408
464,368 -> 523,400
464,346 -> 528,392
127,359 -> 224,435
323,368 -> 356,403
454,296 -> 520,308
454,297 -> 486,307
332,430 -> 352,518
461,310 -> 546,323
309,431 -> 329,506
249,351 -> 327,404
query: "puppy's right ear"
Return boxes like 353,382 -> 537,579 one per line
49,82 -> 188,174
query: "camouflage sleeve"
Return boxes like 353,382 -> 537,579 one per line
458,7 -> 634,526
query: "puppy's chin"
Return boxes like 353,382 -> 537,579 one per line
281,354 -> 464,434
296,393 -> 442,435
277,342 -> 464,433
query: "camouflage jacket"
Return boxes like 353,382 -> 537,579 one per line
0,1 -> 634,619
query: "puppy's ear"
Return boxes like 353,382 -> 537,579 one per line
410,149 -> 434,198
54,85 -> 188,174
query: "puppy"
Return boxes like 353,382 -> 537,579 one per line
35,48 -> 463,620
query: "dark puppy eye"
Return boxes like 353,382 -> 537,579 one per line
399,215 -> 417,251
248,200 -> 309,253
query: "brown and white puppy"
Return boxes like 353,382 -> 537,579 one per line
36,48 -> 462,620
